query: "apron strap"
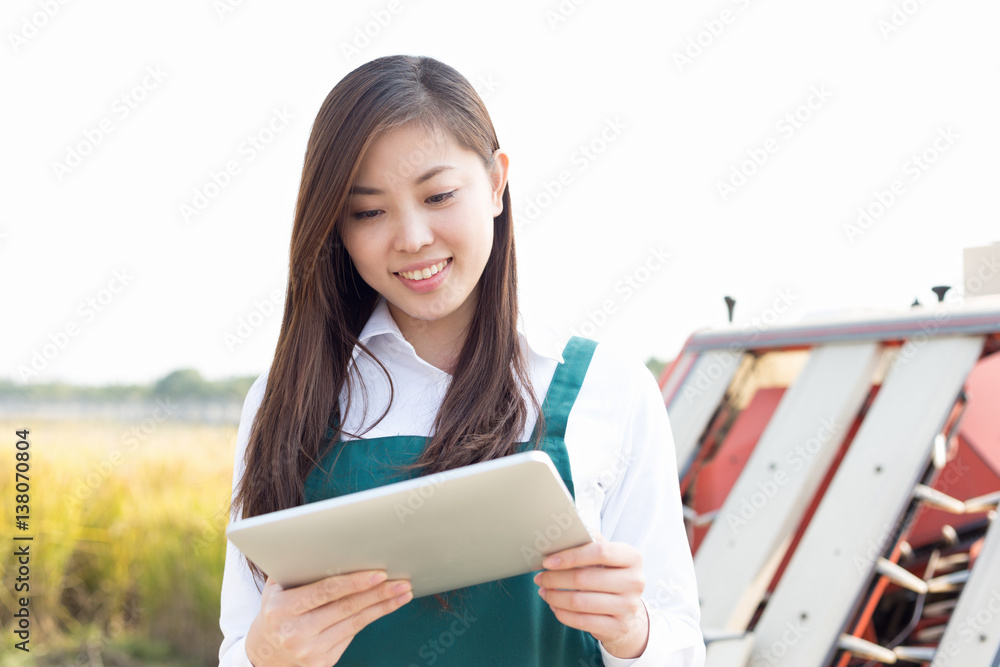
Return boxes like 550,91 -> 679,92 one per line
531,335 -> 598,442
528,335 -> 598,500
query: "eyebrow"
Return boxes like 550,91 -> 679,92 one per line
349,165 -> 455,196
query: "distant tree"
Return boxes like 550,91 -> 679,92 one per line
153,369 -> 208,397
209,375 -> 260,401
0,369 -> 259,401
645,357 -> 670,381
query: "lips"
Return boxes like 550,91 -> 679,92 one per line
394,257 -> 453,294
394,258 -> 452,281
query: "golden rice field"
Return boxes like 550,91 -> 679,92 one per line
0,419 -> 239,666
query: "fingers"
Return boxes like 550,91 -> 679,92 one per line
250,572 -> 413,666
542,537 -> 641,571
540,598 -> 623,636
305,578 -> 413,636
544,601 -> 650,658
537,587 -> 632,618
535,578 -> 650,659
532,538 -> 649,656
316,582 -> 414,645
304,570 -> 394,611
262,570 -> 389,616
533,563 -> 644,596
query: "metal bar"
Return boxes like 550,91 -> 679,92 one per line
914,484 -> 967,514
704,633 -> 756,667
838,634 -> 897,662
894,646 -> 936,662
927,570 -> 971,594
684,303 -> 1000,352
964,492 -> 1000,514
876,558 -> 930,595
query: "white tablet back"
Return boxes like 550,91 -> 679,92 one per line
226,450 -> 593,598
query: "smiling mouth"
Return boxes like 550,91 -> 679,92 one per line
395,258 -> 452,281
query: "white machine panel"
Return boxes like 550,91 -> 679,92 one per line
704,634 -> 756,667
696,343 -> 882,632
667,349 -> 742,474
746,336 -> 984,666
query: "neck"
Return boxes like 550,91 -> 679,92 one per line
386,288 -> 479,375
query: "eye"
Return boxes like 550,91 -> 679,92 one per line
352,209 -> 381,221
426,190 -> 456,205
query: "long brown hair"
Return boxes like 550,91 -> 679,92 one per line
232,55 -> 545,582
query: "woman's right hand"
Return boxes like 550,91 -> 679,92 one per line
244,570 -> 412,666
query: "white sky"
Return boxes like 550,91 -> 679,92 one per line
2,0 -> 998,386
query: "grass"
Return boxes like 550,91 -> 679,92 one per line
0,419 -> 238,666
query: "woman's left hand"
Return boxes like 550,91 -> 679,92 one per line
532,533 -> 649,659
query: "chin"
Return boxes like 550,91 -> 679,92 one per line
400,294 -> 472,323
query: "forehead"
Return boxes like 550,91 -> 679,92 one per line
355,122 -> 477,184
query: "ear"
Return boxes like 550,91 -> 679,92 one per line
489,148 -> 510,218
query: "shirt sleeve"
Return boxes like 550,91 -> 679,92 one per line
219,371 -> 269,667
598,358 -> 707,667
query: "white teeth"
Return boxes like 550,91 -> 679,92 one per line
400,259 -> 448,281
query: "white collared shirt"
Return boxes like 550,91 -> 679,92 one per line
219,297 -> 706,667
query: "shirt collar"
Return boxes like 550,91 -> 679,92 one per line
355,296 -> 566,364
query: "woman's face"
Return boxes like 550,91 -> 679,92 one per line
341,121 -> 508,332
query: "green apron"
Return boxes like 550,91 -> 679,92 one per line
303,336 -> 604,667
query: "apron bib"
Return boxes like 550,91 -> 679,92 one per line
303,336 -> 603,667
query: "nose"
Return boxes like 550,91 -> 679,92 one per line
392,206 -> 434,254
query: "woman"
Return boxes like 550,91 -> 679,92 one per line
219,54 -> 705,666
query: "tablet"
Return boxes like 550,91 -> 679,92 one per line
226,450 -> 593,598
